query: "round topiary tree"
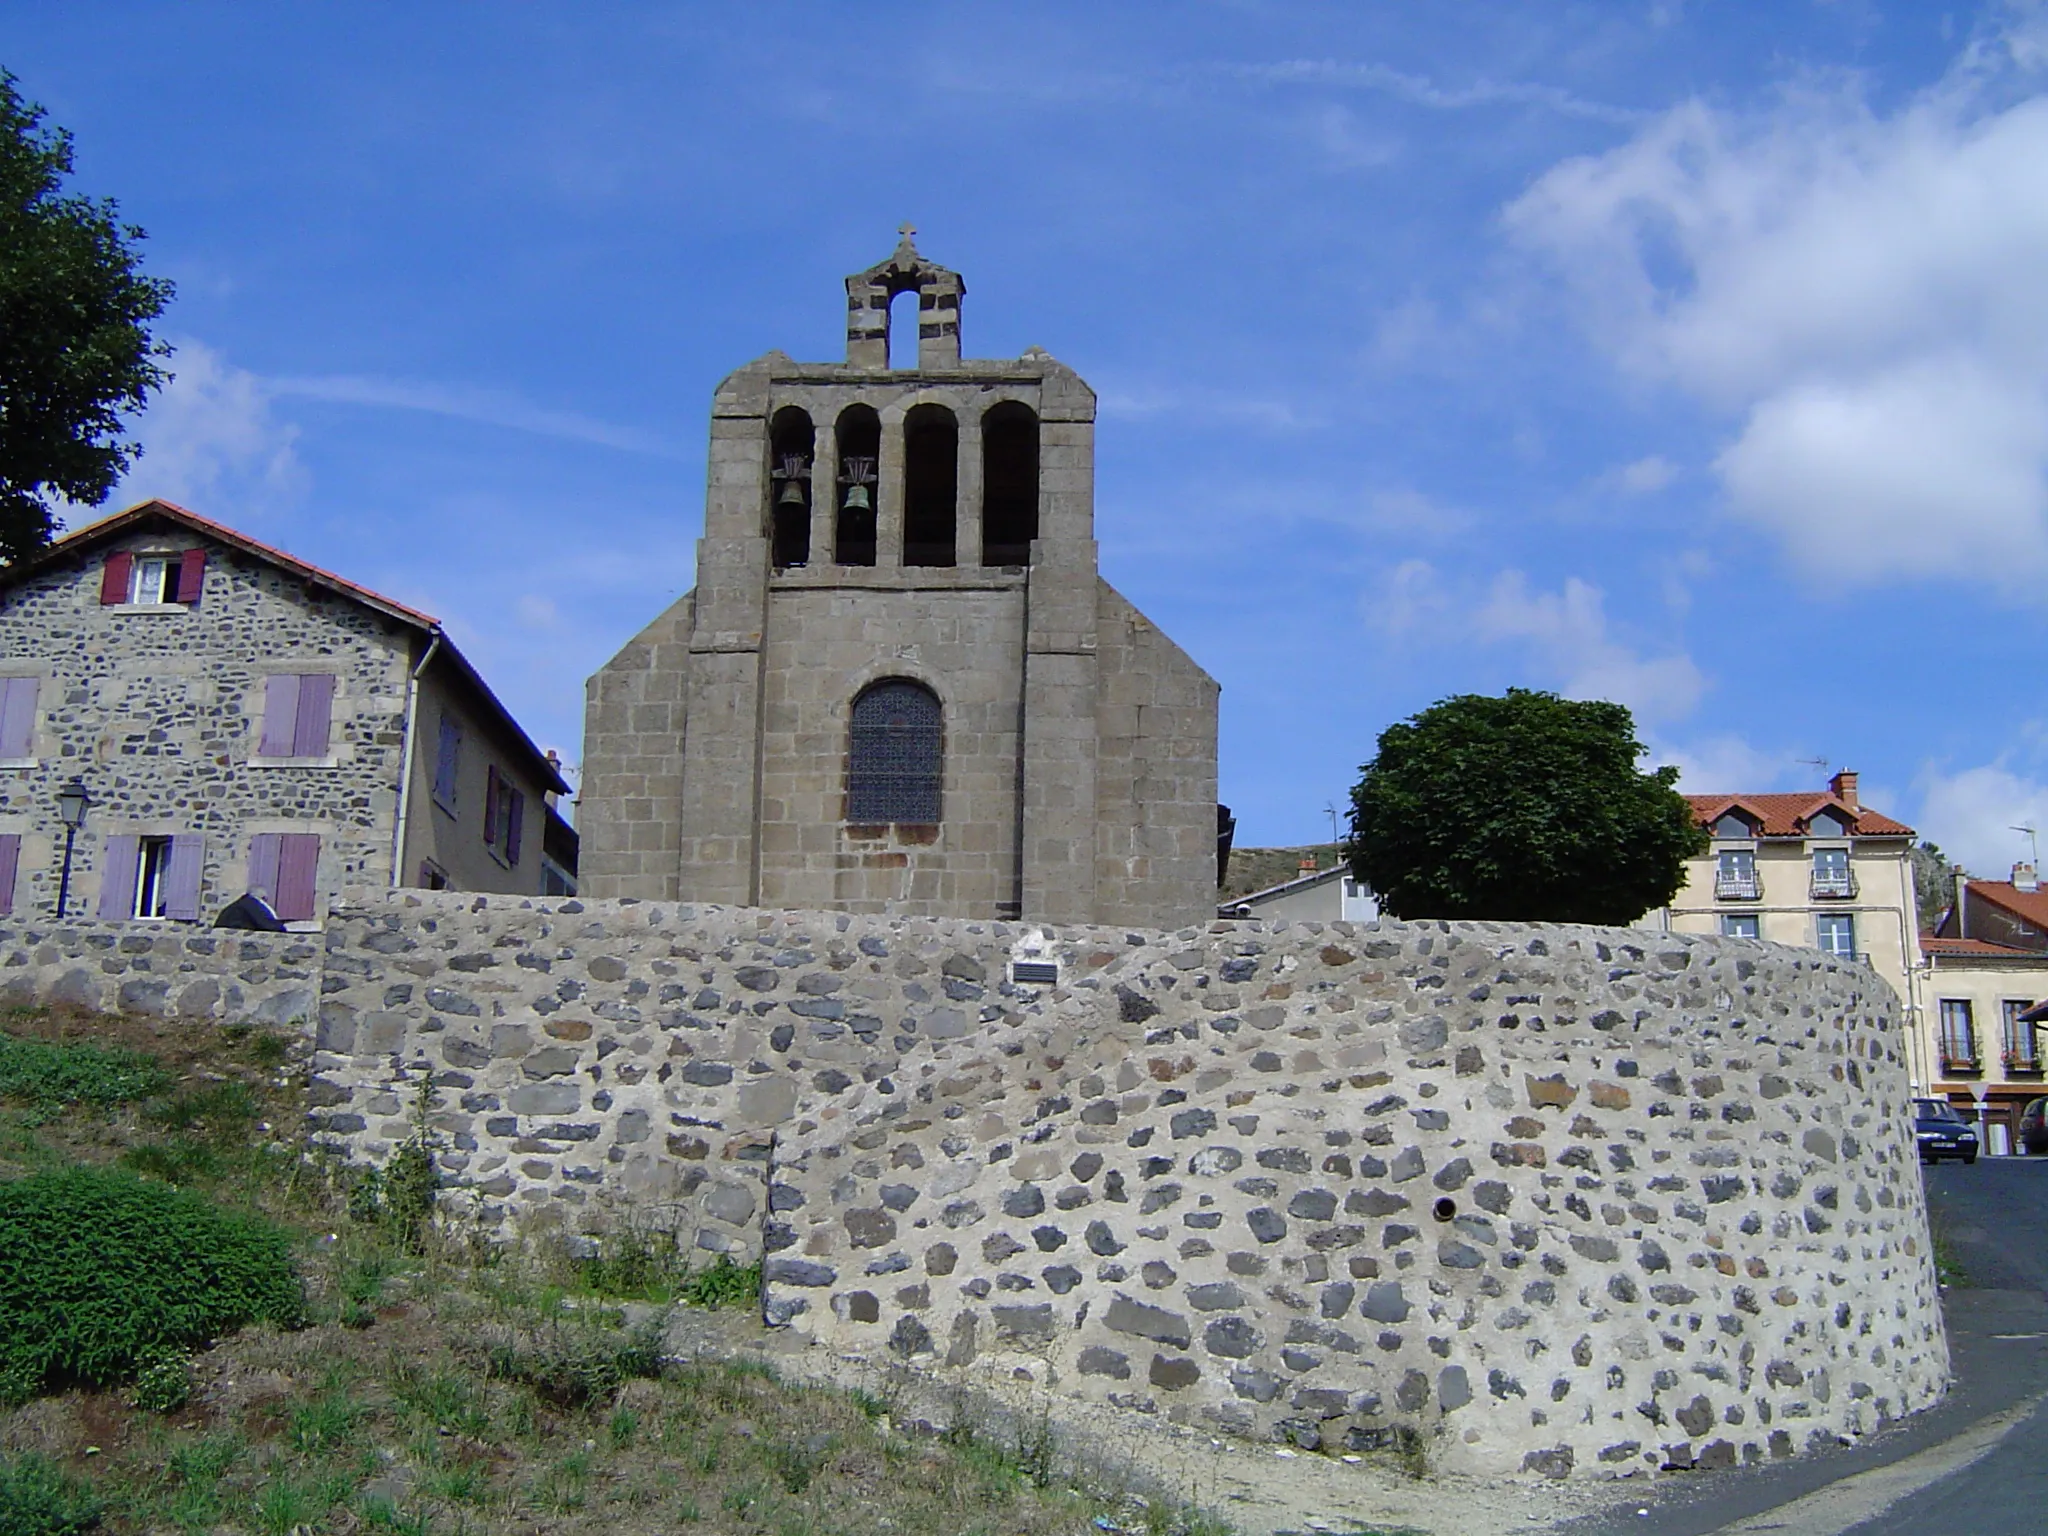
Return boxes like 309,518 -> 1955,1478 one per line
0,1166 -> 302,1404
1346,688 -> 1706,924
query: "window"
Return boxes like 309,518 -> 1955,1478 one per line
2004,1000 -> 2038,1070
1715,847 -> 1758,899
418,860 -> 450,891
99,549 -> 205,606
1940,999 -> 1978,1067
1811,845 -> 1854,899
248,832 -> 321,922
769,406 -> 814,570
258,674 -> 335,759
1720,914 -> 1759,939
847,680 -> 942,823
1816,913 -> 1856,958
1712,812 -> 1752,839
433,716 -> 462,811
0,677 -> 37,760
97,834 -> 203,921
484,766 -> 525,865
1810,810 -> 1850,837
0,834 -> 17,916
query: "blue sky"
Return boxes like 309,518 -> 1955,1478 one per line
11,2 -> 2048,872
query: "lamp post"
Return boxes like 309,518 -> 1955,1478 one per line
54,778 -> 90,919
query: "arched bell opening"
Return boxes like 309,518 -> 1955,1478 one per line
887,289 -> 921,371
768,406 -> 814,569
903,403 -> 958,567
982,401 -> 1039,566
834,405 -> 881,567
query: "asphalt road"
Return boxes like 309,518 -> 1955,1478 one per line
1555,1156 -> 2048,1536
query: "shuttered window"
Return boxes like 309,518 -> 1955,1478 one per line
258,674 -> 336,758
99,834 -> 203,920
0,678 -> 36,759
248,832 -> 321,922
433,716 -> 462,810
846,680 -> 942,824
0,835 -> 18,916
484,766 -> 525,864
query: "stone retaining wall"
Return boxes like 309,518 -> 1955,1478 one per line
2,891 -> 1949,1480
0,917 -> 314,1024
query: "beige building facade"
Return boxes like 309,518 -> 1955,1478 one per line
1918,872 -> 2048,1148
580,237 -> 1220,928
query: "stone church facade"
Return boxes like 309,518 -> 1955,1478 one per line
580,237 -> 1219,928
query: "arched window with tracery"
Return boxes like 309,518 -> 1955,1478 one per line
847,680 -> 942,824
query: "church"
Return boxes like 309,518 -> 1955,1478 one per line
579,235 -> 1218,929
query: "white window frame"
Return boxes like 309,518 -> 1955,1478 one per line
1815,912 -> 1856,958
1720,914 -> 1760,939
134,834 -> 174,919
109,551 -> 189,612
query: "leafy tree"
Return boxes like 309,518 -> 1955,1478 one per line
1911,840 -> 1957,932
1346,688 -> 1708,924
0,71 -> 173,565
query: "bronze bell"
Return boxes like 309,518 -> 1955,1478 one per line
777,478 -> 806,506
842,483 -> 871,512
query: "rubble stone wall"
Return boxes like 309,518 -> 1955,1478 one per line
7,891 -> 1948,1480
0,917 -> 315,1024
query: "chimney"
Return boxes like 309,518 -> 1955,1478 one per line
1298,856 -> 1318,875
2017,863 -> 2040,893
1956,870 -> 1970,939
1829,769 -> 1859,809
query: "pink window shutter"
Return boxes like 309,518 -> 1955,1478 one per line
260,675 -> 301,757
97,835 -> 141,918
292,674 -> 334,757
175,549 -> 207,603
0,835 -> 18,917
483,766 -> 500,846
247,833 -> 282,904
164,835 -> 205,921
275,834 -> 320,922
99,552 -> 133,605
0,677 -> 35,758
506,789 -> 525,865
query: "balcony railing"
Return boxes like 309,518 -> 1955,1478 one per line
1941,1041 -> 1981,1074
1715,871 -> 1761,900
1810,870 -> 1858,900
2005,1044 -> 2043,1074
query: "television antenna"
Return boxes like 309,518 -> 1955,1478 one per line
1324,802 -> 1341,842
2013,824 -> 2039,869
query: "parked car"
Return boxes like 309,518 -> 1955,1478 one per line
1914,1097 -> 1979,1164
2019,1097 -> 2048,1155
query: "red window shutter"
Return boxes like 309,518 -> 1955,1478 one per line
292,673 -> 334,757
0,834 -> 18,917
506,788 -> 525,865
247,833 -> 282,904
100,552 -> 134,606
176,548 -> 207,603
275,834 -> 320,922
484,766 -> 500,845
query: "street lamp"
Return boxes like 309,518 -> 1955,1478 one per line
54,778 -> 90,919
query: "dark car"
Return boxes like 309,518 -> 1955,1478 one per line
2020,1097 -> 2048,1156
1914,1097 -> 1979,1164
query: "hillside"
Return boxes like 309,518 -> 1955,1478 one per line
1218,844 -> 1345,900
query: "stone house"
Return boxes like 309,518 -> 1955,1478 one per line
0,499 -> 573,924
581,235 -> 1220,928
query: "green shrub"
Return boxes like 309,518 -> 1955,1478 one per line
0,1452 -> 102,1536
0,1030 -> 170,1121
483,1312 -> 665,1407
0,1166 -> 302,1403
128,1349 -> 192,1413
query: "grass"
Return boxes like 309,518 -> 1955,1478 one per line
0,1004 -> 1235,1536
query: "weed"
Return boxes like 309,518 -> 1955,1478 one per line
388,1360 -> 490,1439
287,1390 -> 363,1455
574,1225 -> 687,1299
129,1349 -> 193,1413
349,1076 -> 440,1251
677,1253 -> 761,1310
337,1250 -> 402,1329
608,1403 -> 639,1448
251,1473 -> 332,1536
0,1451 -> 102,1535
482,1310 -> 665,1408
145,1079 -> 259,1139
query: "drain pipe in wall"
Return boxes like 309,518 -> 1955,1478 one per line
388,629 -> 443,887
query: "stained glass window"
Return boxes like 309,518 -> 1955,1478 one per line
847,681 -> 942,823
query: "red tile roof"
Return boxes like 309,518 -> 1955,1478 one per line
1920,935 -> 2043,959
1961,881 -> 2048,933
1685,792 -> 1914,839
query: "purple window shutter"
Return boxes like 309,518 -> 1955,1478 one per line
506,789 -> 525,865
247,833 -> 282,905
275,834 -> 320,922
100,552 -> 133,606
483,766 -> 500,846
164,835 -> 205,921
434,717 -> 460,804
176,549 -> 207,603
260,675 -> 301,757
97,835 -> 140,918
292,674 -> 334,757
0,835 -> 18,917
0,677 -> 35,758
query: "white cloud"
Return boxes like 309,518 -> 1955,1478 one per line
107,340 -> 305,518
1599,454 -> 1679,496
1916,762 -> 2048,876
1506,27 -> 2048,591
1366,556 -> 1448,637
269,373 -> 683,457
1472,570 -> 1706,722
1644,732 -> 1802,793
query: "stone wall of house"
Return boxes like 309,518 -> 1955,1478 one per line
4,889 -> 1947,1481
0,917 -> 315,1024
